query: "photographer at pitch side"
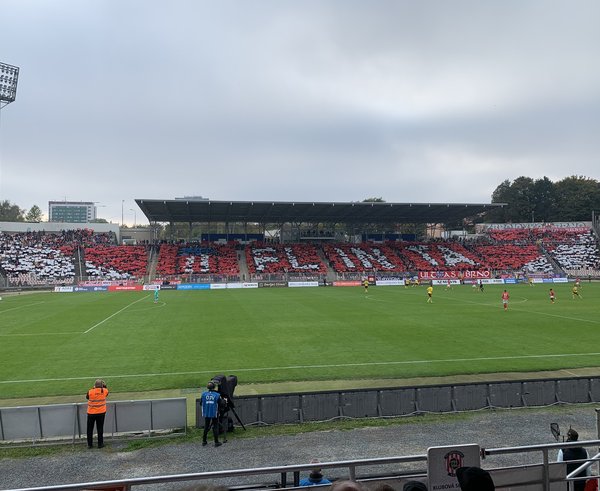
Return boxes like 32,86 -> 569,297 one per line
86,379 -> 108,449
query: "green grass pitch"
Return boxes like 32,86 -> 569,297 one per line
0,283 -> 598,400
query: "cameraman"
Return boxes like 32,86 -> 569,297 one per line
201,381 -> 223,447
86,379 -> 108,449
557,428 -> 591,491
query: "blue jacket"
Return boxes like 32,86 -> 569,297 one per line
201,389 -> 221,418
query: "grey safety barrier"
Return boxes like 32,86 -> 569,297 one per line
203,376 -> 600,427
0,398 -> 187,443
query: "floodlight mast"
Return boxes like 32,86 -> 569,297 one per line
0,62 -> 19,109
0,62 -> 19,202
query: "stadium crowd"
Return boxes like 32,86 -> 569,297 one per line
1,227 -> 599,286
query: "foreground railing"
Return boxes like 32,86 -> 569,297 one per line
7,440 -> 600,491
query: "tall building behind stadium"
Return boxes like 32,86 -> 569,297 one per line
48,200 -> 96,223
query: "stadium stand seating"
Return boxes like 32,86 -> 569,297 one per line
473,227 -> 600,276
323,242 -> 406,273
84,245 -> 148,280
2,225 -> 599,284
389,241 -> 485,272
0,234 -> 76,285
469,243 -> 554,274
155,242 -> 239,276
542,230 -> 600,275
245,243 -> 327,275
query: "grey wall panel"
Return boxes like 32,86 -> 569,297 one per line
151,399 -> 186,430
301,393 -> 339,421
260,395 -> 301,424
2,399 -> 188,443
340,391 -> 379,418
114,401 -> 152,433
378,389 -> 416,416
1,407 -> 40,440
453,384 -> 488,411
522,380 -> 557,406
557,379 -> 590,403
39,404 -> 77,438
590,379 -> 600,402
489,382 -> 523,408
417,386 -> 453,413
234,398 -> 260,426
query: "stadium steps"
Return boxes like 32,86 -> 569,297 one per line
146,246 -> 158,280
74,247 -> 85,280
316,244 -> 337,281
237,249 -> 249,280
539,244 -> 565,276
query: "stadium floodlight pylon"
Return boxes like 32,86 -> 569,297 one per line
0,62 -> 19,109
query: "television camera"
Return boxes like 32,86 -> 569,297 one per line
211,374 -> 246,434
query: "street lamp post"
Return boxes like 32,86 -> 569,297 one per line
130,209 -> 136,227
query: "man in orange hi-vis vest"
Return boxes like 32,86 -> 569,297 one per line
86,379 -> 109,448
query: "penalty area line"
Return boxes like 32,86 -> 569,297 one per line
84,294 -> 151,334
4,351 -> 600,385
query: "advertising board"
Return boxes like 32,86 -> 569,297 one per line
376,279 -> 405,286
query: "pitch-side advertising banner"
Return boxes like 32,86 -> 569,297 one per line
432,279 -> 461,286
376,279 -> 405,286
74,286 -> 109,292
79,280 -> 137,287
419,270 -> 491,280
427,444 -> 480,491
176,283 -> 210,290
288,281 -> 319,288
54,286 -> 74,293
222,282 -> 259,289
108,285 -> 143,291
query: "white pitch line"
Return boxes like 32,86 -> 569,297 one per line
84,294 -> 151,334
3,351 -> 600,385
0,301 -> 46,314
0,332 -> 82,337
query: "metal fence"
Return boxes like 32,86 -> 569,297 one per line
0,398 -> 187,443
7,440 -> 600,490
226,377 -> 600,426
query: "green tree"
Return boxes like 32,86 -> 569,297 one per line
488,179 -> 513,222
0,200 -> 25,222
531,177 -> 558,222
25,205 -> 43,222
488,175 -> 600,223
554,176 -> 600,221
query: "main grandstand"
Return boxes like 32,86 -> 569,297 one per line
2,199 -> 600,490
1,199 -> 599,288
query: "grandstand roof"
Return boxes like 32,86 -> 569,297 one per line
136,199 -> 506,224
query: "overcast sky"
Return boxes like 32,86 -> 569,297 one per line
1,0 -> 599,225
